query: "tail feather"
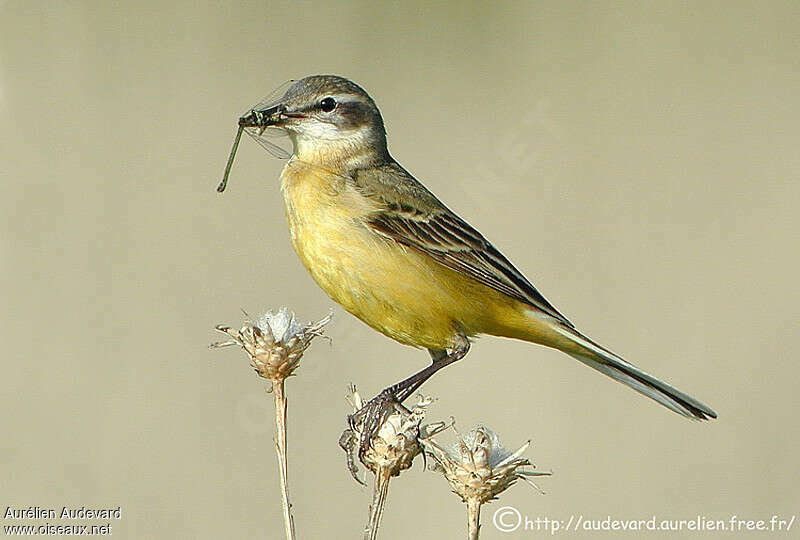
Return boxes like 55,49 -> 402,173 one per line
552,326 -> 717,421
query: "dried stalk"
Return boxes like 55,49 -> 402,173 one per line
211,309 -> 330,540
363,467 -> 391,540
273,378 -> 295,540
466,497 -> 481,540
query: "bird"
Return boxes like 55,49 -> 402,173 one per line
223,74 -> 716,440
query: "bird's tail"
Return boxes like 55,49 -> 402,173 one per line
550,325 -> 717,421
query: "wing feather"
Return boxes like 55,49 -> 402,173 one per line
357,163 -> 573,328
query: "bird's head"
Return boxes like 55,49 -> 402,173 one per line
240,75 -> 389,168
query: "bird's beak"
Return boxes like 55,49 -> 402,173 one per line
238,104 -> 286,129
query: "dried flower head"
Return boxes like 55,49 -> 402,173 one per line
340,385 -> 444,482
210,308 -> 331,381
422,424 -> 550,505
210,307 -> 332,540
339,386 -> 447,540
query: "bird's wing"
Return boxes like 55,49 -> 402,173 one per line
354,162 -> 574,327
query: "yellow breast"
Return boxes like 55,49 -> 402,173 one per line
279,159 -> 536,350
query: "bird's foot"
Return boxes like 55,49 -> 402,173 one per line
347,387 -> 405,464
338,427 -> 366,485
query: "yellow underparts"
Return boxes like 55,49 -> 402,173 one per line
280,159 -> 569,351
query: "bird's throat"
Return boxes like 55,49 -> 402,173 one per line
289,127 -> 388,172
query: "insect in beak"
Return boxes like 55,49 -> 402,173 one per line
217,104 -> 288,193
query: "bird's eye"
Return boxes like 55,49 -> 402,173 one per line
319,97 -> 336,112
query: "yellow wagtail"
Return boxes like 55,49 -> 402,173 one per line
221,75 -> 716,442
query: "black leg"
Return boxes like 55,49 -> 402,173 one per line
348,335 -> 470,459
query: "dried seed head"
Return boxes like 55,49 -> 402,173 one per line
422,424 -> 550,505
210,308 -> 331,381
340,386 -> 445,482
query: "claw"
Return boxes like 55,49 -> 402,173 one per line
338,429 -> 366,486
341,385 -> 399,482
347,388 -> 402,463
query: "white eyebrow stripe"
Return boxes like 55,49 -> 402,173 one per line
322,94 -> 362,104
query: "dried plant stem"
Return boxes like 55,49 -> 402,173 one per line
363,468 -> 391,540
466,498 -> 481,540
272,378 -> 295,540
213,310 -> 331,539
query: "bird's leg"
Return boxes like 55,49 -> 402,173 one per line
389,344 -> 466,402
349,336 -> 470,461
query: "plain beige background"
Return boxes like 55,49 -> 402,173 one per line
2,1 -> 798,538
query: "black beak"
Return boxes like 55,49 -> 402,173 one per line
238,104 -> 285,128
